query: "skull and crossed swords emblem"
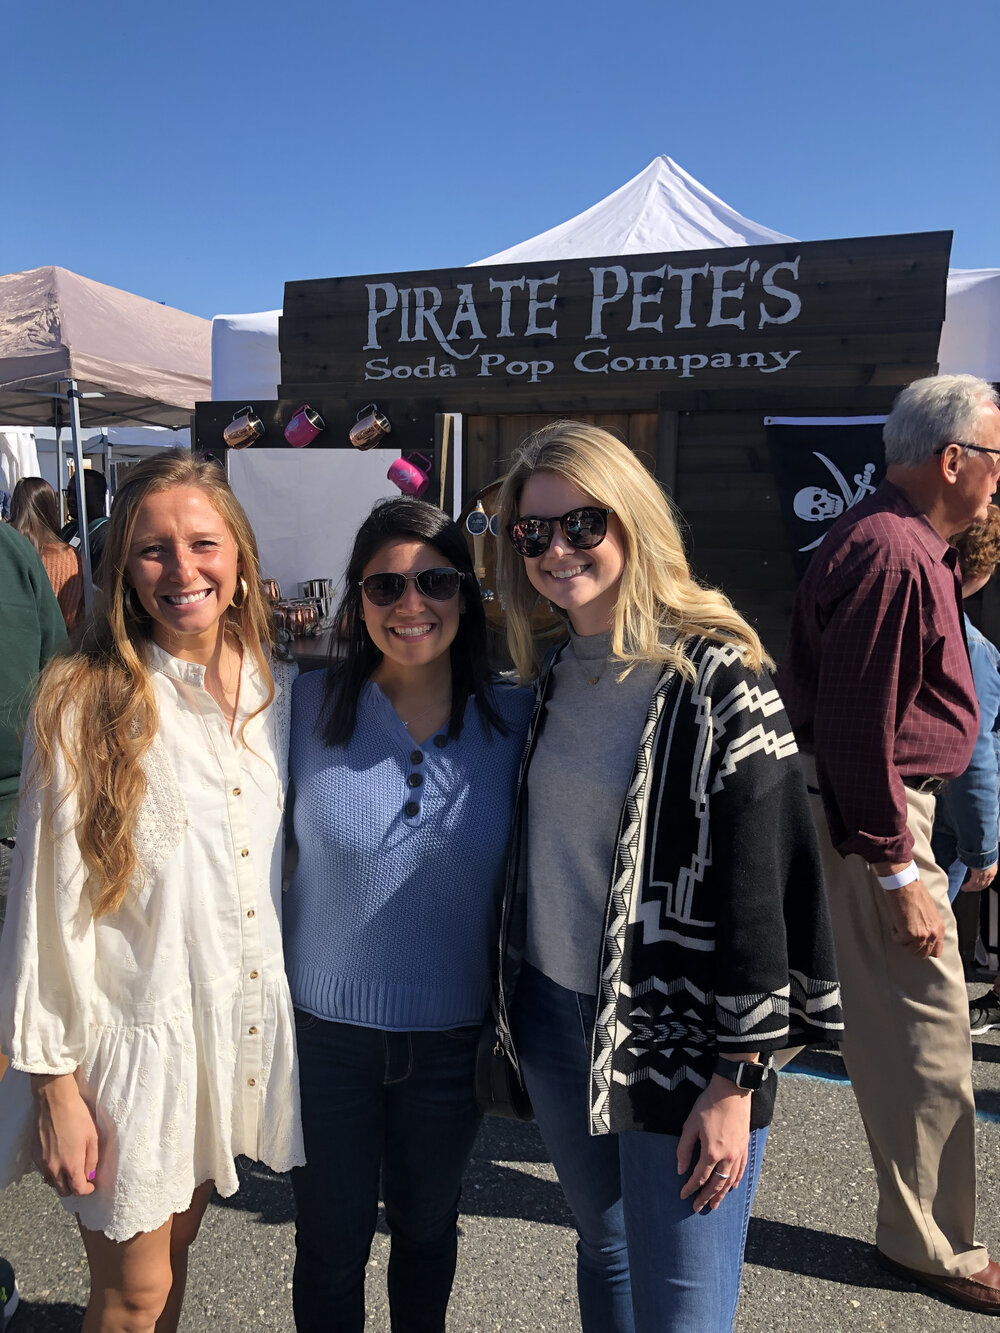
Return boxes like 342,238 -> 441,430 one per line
793,453 -> 877,551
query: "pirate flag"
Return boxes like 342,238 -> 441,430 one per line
765,417 -> 887,577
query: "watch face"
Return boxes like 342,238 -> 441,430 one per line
737,1061 -> 769,1090
717,1057 -> 768,1090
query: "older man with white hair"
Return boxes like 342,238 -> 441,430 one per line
782,373 -> 1000,1315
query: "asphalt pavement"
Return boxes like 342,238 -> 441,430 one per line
2,1010 -> 1000,1333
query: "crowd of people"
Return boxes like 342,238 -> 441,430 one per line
0,372 -> 997,1332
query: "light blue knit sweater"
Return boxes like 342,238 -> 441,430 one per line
283,669 -> 533,1031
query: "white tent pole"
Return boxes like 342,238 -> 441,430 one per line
67,380 -> 94,612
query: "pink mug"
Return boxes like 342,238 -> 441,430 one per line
284,404 -> 325,448
387,452 -> 431,498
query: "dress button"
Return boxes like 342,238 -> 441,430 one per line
410,750 -> 423,764
233,787 -> 242,796
407,772 -> 423,788
247,1078 -> 256,1087
247,908 -> 255,919
249,970 -> 259,980
240,848 -> 249,858
433,735 -> 447,748
404,800 -> 420,817
249,1026 -> 258,1035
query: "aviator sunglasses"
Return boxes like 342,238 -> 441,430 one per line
507,506 -> 614,559
358,567 -> 464,607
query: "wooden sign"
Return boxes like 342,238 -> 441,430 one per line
280,231 -> 952,404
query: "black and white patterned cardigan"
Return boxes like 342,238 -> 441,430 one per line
495,636 -> 843,1138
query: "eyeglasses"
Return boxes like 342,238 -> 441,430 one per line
507,507 -> 614,558
935,442 -> 1000,469
358,567 -> 464,607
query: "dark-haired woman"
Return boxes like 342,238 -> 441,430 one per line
284,497 -> 532,1333
10,476 -> 84,630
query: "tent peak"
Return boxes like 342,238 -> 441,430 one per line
472,156 -> 795,266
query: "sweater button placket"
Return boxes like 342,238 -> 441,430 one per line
404,749 -> 425,819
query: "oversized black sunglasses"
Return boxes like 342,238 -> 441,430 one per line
507,506 -> 614,558
359,567 -> 464,607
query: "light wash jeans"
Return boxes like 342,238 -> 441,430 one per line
513,963 -> 767,1333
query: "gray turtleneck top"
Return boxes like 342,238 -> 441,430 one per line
525,628 -> 661,994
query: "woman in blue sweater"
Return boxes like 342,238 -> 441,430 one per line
284,497 -> 531,1333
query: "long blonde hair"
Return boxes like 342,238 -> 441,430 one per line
30,450 -> 276,917
495,421 -> 771,683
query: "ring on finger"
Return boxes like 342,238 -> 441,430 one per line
711,1169 -> 731,1179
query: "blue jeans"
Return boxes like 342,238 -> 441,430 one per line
513,964 -> 767,1333
291,1013 -> 482,1333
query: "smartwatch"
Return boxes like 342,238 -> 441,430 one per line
713,1055 -> 772,1091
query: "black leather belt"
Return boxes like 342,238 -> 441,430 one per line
902,775 -> 948,796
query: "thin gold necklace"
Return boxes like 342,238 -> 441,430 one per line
569,641 -> 603,687
398,694 -> 452,730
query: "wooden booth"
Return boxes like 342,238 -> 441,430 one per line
196,229 -> 954,660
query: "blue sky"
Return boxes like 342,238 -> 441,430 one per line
4,0 -> 997,319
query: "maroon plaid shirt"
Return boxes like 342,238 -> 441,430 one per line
781,481 -> 978,864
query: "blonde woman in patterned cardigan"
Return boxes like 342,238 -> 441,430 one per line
492,421 -> 843,1333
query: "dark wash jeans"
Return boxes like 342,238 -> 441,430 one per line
291,1012 -> 482,1333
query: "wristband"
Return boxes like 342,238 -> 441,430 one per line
876,862 -> 920,890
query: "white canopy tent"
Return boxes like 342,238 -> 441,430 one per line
938,269 -> 1000,381
211,310 -> 281,402
27,424 -> 192,495
472,155 -> 795,263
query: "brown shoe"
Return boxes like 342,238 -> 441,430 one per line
878,1251 -> 1000,1314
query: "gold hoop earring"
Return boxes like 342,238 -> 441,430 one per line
231,575 -> 249,610
124,586 -> 146,622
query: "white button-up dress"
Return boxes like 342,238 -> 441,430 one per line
0,645 -> 304,1241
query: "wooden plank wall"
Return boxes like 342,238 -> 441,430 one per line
463,412 -> 658,501
279,232 -> 951,402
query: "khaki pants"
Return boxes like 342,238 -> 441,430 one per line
804,756 -> 987,1277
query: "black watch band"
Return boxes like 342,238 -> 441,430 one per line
713,1055 -> 772,1091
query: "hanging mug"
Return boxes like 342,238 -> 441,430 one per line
223,406 -> 265,449
349,404 -> 392,450
284,404 -> 325,448
387,451 -> 431,498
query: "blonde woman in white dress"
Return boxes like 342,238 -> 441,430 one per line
0,451 -> 303,1333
